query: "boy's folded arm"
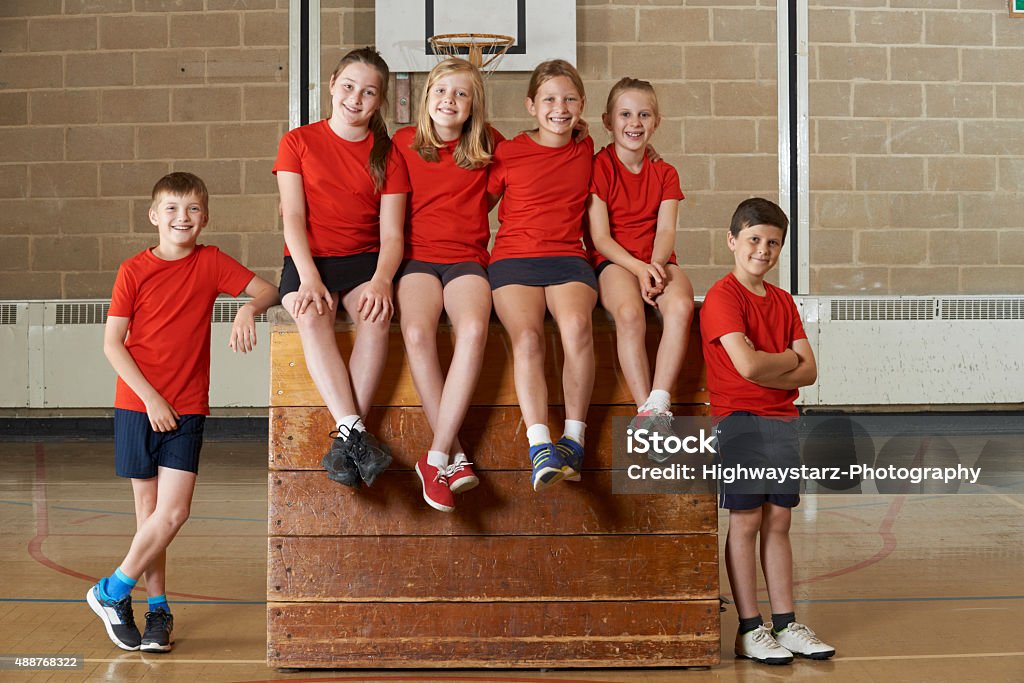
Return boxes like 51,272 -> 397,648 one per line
719,331 -> 799,383
758,338 -> 818,390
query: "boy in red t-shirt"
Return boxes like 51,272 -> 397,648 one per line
700,198 -> 835,665
86,172 -> 278,653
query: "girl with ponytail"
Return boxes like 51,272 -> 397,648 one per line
273,47 -> 410,490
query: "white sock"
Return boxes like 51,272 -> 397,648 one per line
338,415 -> 365,432
526,424 -> 552,446
427,450 -> 449,469
563,419 -> 586,447
452,452 -> 468,465
643,389 -> 671,413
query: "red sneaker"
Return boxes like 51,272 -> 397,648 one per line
446,460 -> 479,494
415,455 -> 454,512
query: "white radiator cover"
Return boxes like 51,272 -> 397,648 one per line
0,300 -> 269,409
1,296 -> 1022,409
808,296 -> 1024,406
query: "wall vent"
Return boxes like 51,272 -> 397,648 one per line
830,298 -> 934,321
939,297 -> 1024,321
0,304 -> 17,325
55,302 -> 109,325
211,300 -> 267,323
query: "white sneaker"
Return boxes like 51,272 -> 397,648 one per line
773,622 -> 836,660
735,624 -> 793,665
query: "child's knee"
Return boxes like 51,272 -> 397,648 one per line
512,328 -> 545,357
613,303 -> 647,336
455,318 -> 488,347
402,322 -> 436,352
559,314 -> 594,352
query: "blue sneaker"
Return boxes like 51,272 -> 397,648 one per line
556,436 -> 585,482
529,442 -> 564,491
86,583 -> 141,651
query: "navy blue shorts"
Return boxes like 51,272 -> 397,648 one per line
396,259 -> 488,287
715,411 -> 801,510
114,408 -> 206,479
488,256 -> 597,291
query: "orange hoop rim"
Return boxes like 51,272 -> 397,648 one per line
428,33 -> 516,72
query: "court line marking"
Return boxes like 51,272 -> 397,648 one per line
995,493 -> 1024,512
26,444 -> 246,603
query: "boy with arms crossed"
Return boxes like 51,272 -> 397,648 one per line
700,198 -> 835,665
87,172 -> 278,652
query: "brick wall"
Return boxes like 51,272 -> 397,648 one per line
810,0 -> 1024,294
0,0 -> 290,298
1,1 -> 1021,299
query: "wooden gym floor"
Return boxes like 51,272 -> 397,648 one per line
1,438 -> 1022,682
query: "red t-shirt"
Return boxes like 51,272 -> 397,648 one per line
700,272 -> 807,417
586,144 -> 684,268
273,119 -> 411,257
392,125 -> 505,266
486,133 -> 594,262
109,245 -> 255,415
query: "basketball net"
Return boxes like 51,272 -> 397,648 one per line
428,33 -> 515,77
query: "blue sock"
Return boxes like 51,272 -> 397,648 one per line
148,595 -> 170,614
100,567 -> 137,601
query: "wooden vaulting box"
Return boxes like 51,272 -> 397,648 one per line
266,306 -> 720,668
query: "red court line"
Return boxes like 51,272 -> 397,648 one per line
27,443 -> 241,603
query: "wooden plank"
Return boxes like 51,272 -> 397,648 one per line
269,404 -> 710,471
269,470 -> 717,536
267,600 -> 721,668
268,535 -> 717,601
270,315 -> 707,408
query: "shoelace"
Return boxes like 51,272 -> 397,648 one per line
751,625 -> 785,649
445,461 -> 473,477
432,469 -> 449,485
114,598 -> 137,628
145,610 -> 171,631
328,424 -> 355,441
785,623 -> 823,644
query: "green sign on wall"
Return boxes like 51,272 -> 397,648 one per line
1014,0 -> 1024,15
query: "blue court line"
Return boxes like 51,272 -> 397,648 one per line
2,596 -> 1023,606
0,499 -> 264,523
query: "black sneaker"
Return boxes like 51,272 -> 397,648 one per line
321,427 -> 361,489
350,429 -> 392,487
86,583 -> 141,651
140,609 -> 174,653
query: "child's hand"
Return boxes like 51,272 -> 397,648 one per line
358,277 -> 393,323
742,335 -> 755,350
293,278 -> 333,317
144,395 -> 179,433
635,261 -> 666,291
229,304 -> 257,353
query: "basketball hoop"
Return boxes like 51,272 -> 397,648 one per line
428,33 -> 515,77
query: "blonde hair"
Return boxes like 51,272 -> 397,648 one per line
526,59 -> 586,101
411,58 -> 493,170
330,47 -> 392,191
151,171 -> 208,212
604,76 -> 660,119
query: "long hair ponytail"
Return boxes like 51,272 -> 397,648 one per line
330,47 -> 392,192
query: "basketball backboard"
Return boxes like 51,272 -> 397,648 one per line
375,0 -> 576,73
